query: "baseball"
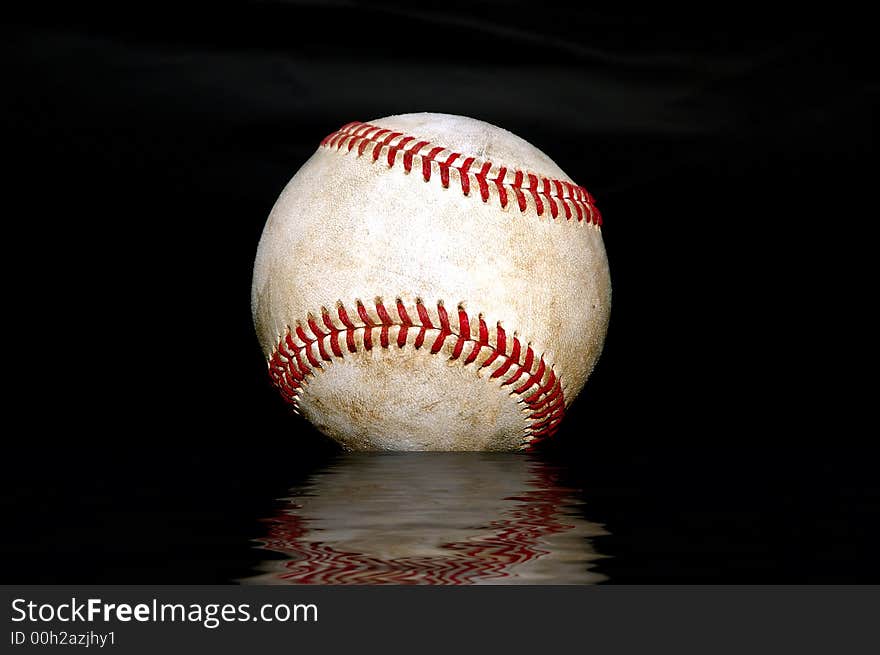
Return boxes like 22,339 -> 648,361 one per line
251,113 -> 610,450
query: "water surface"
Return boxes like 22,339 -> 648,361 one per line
242,453 -> 607,584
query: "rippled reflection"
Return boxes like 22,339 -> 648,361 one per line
242,453 -> 608,584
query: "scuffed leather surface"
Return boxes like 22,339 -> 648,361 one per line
252,113 -> 611,450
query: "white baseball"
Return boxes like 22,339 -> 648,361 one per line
252,113 -> 611,451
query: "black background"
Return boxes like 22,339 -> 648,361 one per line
5,4 -> 876,583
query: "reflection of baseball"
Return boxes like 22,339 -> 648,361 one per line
252,113 -> 610,451
243,453 -> 607,585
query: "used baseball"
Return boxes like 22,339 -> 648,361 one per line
252,113 -> 610,450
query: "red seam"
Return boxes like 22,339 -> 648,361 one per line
307,316 -> 332,362
459,157 -> 475,196
315,112 -> 614,225
494,167 -> 508,209
440,153 -> 459,188
476,162 -> 492,203
403,140 -> 429,173
324,308 -> 344,358
423,146 -> 445,182
386,135 -> 414,167
267,300 -> 566,448
431,302 -> 451,354
514,357 -> 545,395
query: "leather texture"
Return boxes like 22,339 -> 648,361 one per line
252,113 -> 611,450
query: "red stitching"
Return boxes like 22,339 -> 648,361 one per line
403,141 -> 429,173
459,157 -> 474,196
387,135 -> 413,167
475,162 -> 492,203
319,121 -> 602,225
267,299 -> 566,448
439,153 -> 459,188
494,167 -> 508,208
